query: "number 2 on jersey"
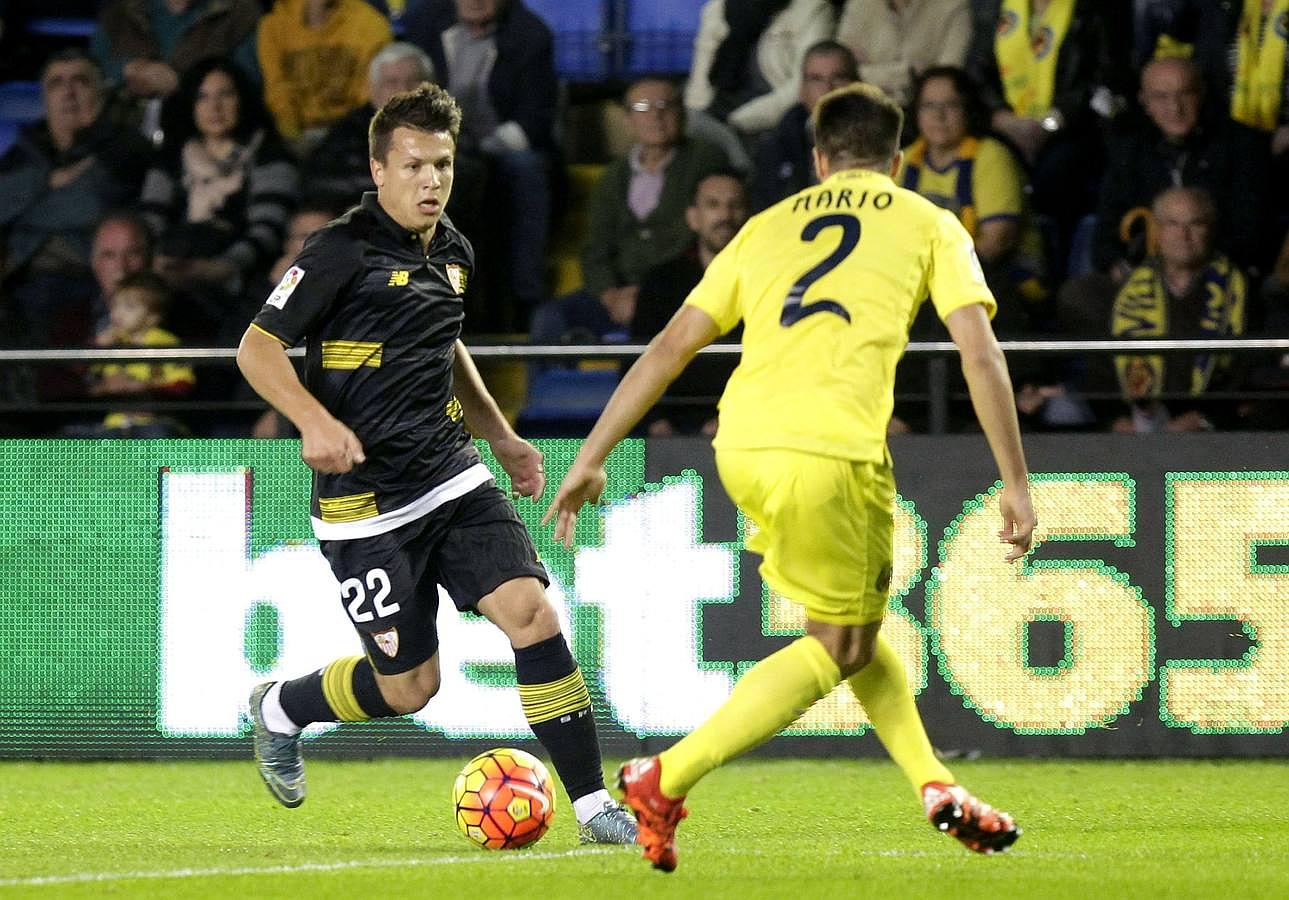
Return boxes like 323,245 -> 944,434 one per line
781,213 -> 857,326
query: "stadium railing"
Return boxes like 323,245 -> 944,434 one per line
1,339 -> 1287,434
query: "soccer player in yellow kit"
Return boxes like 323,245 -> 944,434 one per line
544,83 -> 1038,872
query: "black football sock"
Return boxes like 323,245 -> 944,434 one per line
279,655 -> 398,726
514,634 -> 605,802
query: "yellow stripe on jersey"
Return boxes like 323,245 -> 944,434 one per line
685,167 -> 996,464
250,322 -> 290,347
321,340 -> 383,370
446,396 -> 463,422
322,656 -> 367,721
518,670 -> 592,724
318,492 -> 379,522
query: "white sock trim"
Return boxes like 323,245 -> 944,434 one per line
572,789 -> 614,825
261,681 -> 302,736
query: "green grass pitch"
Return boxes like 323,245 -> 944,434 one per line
1,758 -> 1286,899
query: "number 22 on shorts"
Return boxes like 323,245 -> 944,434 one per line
341,567 -> 401,623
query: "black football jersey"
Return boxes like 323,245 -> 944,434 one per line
252,192 -> 484,537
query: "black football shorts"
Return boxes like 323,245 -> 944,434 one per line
319,482 -> 549,674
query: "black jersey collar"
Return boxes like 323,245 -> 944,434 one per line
360,191 -> 450,254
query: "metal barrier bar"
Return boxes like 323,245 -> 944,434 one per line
1,338 -> 1287,363
2,341 -> 1284,434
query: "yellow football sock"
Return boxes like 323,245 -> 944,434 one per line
847,633 -> 954,794
659,636 -> 841,797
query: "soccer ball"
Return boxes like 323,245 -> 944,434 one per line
452,748 -> 556,850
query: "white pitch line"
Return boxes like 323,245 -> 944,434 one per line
0,847 -> 617,889
0,844 -> 1091,888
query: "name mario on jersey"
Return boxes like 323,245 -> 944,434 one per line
791,187 -> 893,215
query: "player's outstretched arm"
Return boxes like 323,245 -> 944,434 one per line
452,340 -> 545,499
943,304 -> 1037,562
236,326 -> 365,474
543,305 -> 721,546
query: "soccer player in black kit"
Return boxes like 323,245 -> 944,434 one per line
236,83 -> 637,844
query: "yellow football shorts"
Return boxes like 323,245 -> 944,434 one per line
715,447 -> 895,626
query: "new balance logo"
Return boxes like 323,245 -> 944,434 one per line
387,270 -> 410,287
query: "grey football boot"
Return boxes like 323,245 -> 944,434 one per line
578,799 -> 640,844
249,682 -> 306,808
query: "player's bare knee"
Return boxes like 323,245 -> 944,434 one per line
808,619 -> 879,678
378,668 -> 441,714
524,598 -> 560,639
386,682 -> 438,714
504,599 -> 560,648
818,639 -> 871,676
479,578 -> 561,646
836,644 -> 876,679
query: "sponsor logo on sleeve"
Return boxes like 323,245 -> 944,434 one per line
267,266 -> 305,309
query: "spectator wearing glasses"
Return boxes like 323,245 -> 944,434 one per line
531,77 -> 729,344
748,40 -> 858,212
1093,56 -> 1270,279
900,66 -> 1047,335
835,0 -> 971,110
1110,186 -> 1248,433
900,66 -> 1085,433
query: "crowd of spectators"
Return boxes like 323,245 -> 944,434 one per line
0,0 -> 1286,437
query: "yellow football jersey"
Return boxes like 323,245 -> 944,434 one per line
899,136 -> 1024,236
686,167 -> 997,463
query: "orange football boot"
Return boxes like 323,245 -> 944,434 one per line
617,757 -> 689,872
922,781 -> 1020,854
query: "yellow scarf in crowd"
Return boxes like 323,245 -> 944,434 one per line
995,0 -> 1076,118
1232,0 -> 1289,131
1112,257 -> 1245,401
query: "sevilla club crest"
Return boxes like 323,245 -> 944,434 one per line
373,627 -> 400,658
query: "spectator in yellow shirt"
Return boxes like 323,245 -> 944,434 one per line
900,66 -> 1047,335
83,271 -> 196,437
258,0 -> 393,153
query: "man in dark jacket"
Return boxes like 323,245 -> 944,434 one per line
0,49 -> 150,350
401,0 -> 560,330
1093,56 -> 1271,275
748,39 -> 856,212
629,169 -> 748,435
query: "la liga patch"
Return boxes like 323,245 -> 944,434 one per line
266,266 -> 305,309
